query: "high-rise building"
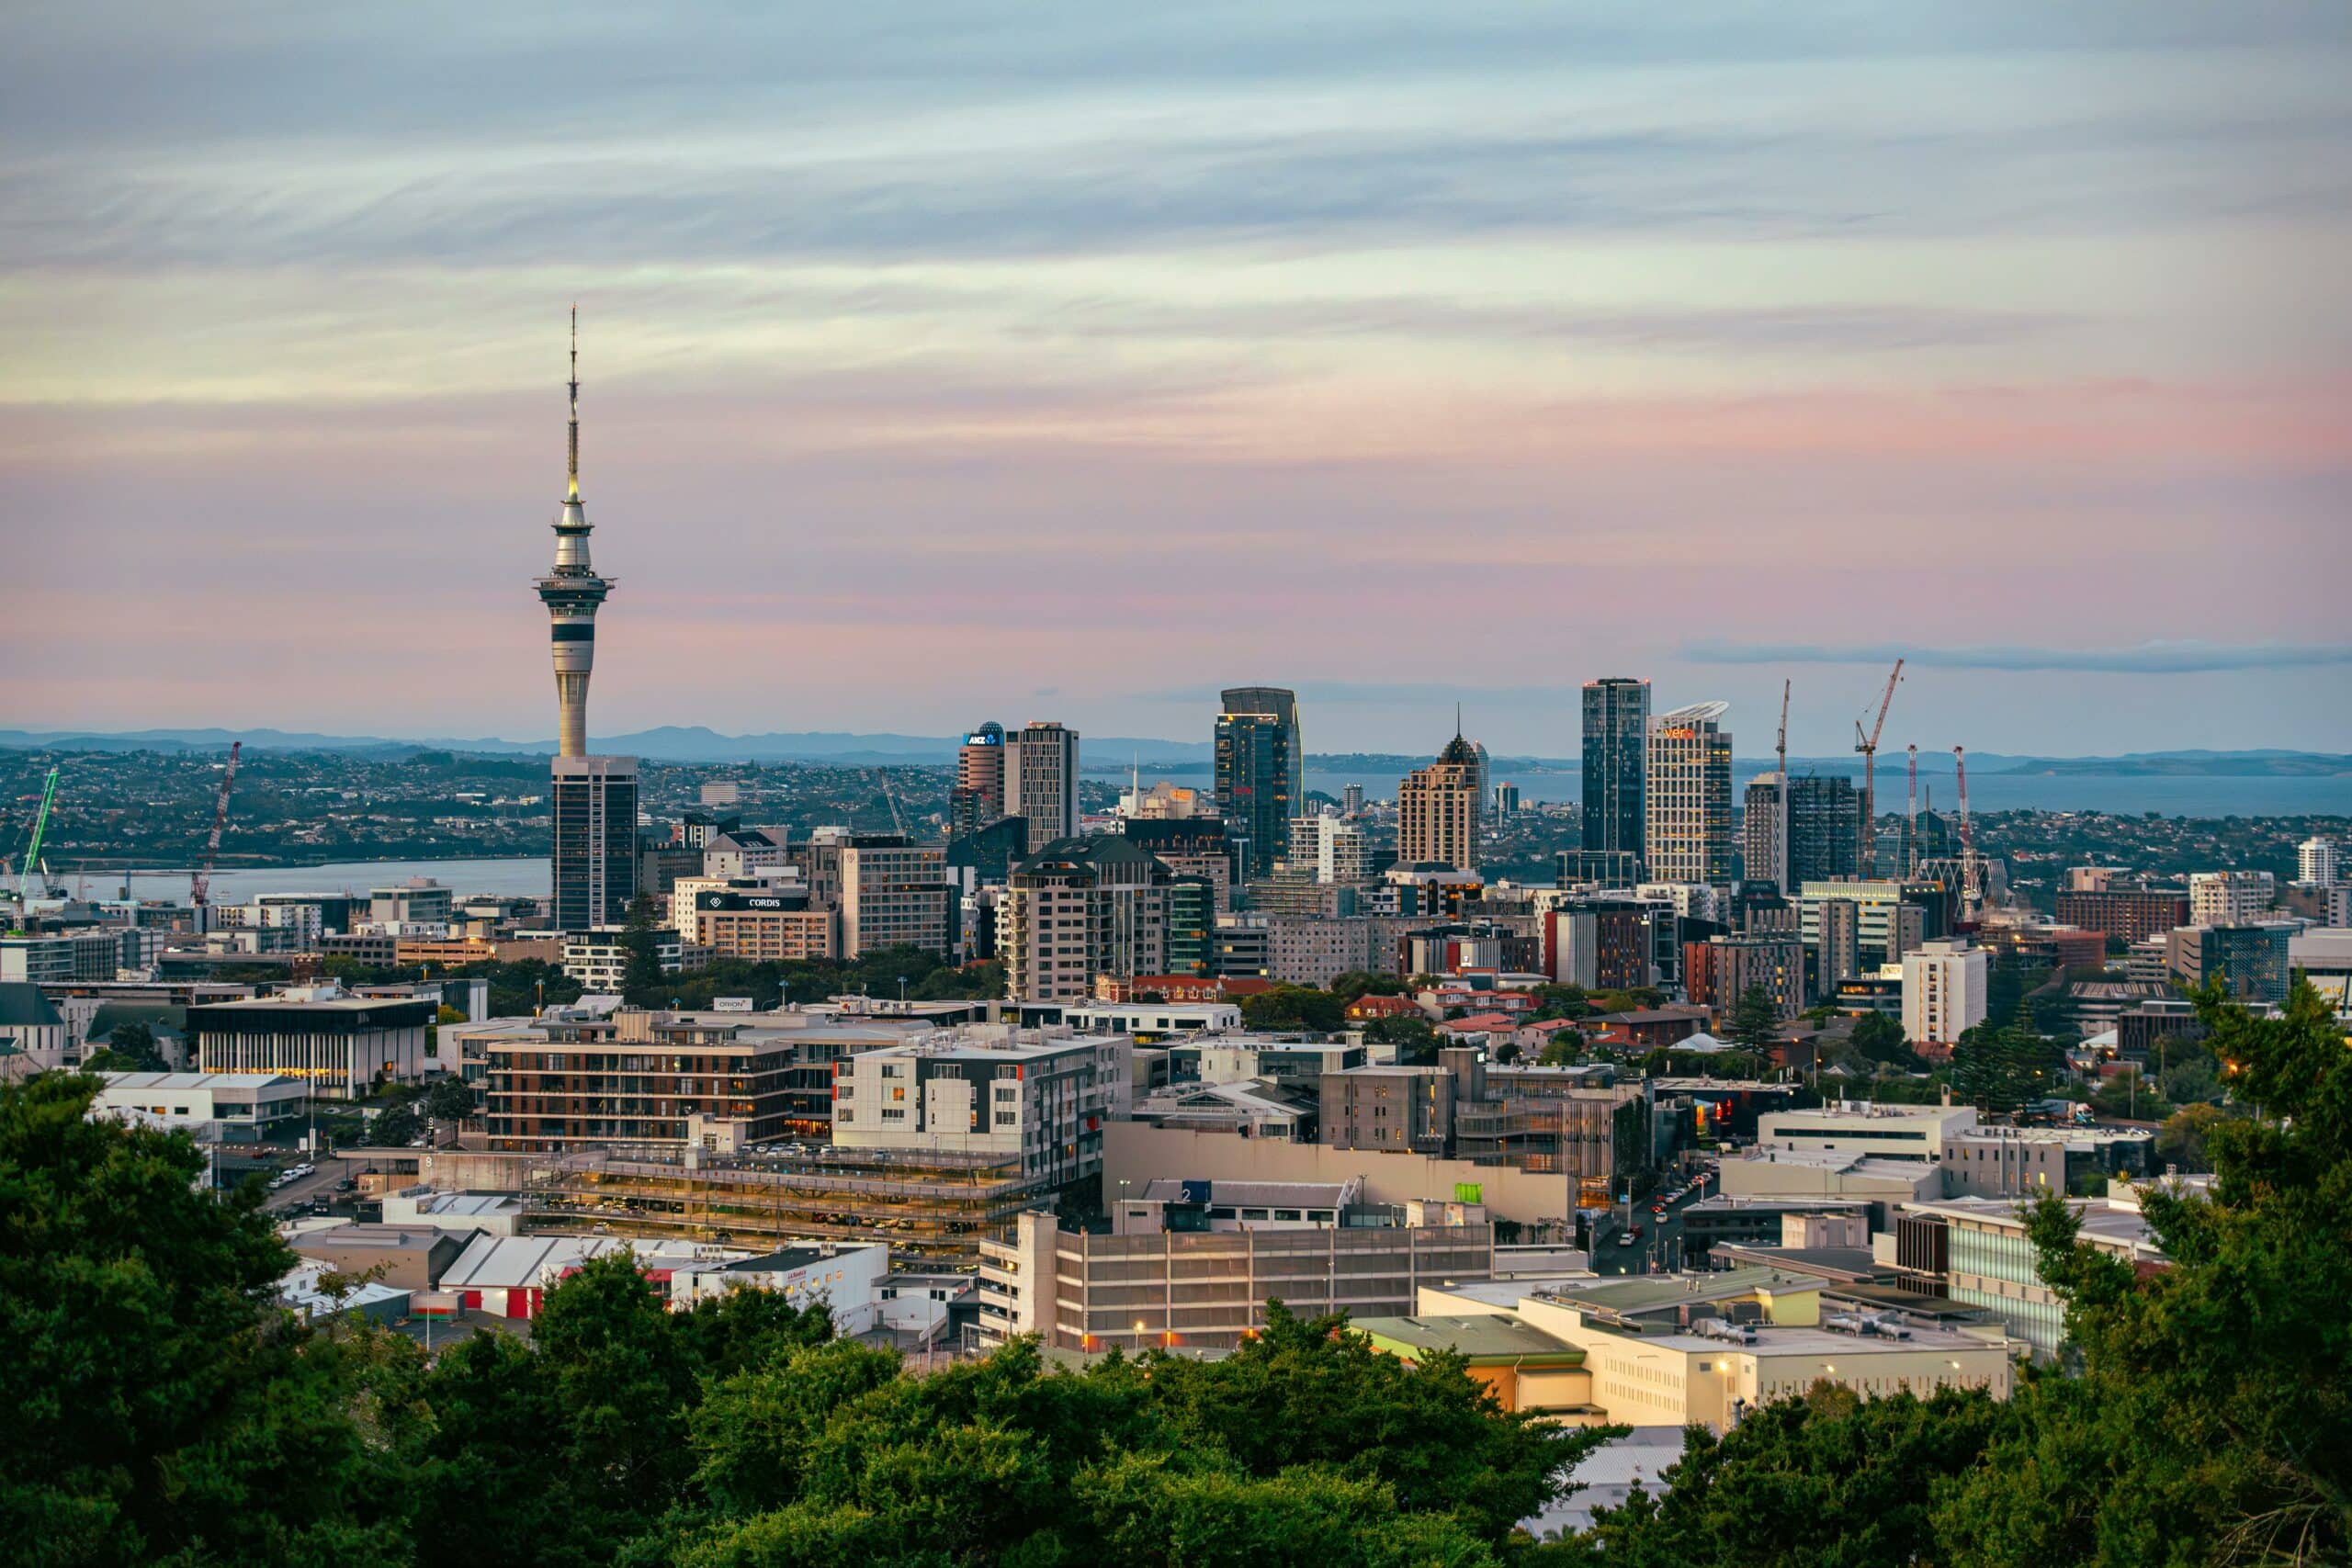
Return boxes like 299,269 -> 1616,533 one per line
2053,888 -> 2190,946
1581,678 -> 1648,872
1001,837 -> 1170,1001
1494,781 -> 1521,818
1815,897 -> 1860,998
838,836 -> 953,959
1340,783 -> 1365,818
1787,776 -> 1860,887
952,722 -> 1006,833
1683,931 -> 1804,1024
1645,702 -> 1733,886
535,310 -> 614,761
1004,723 -> 1080,853
1216,687 -> 1303,880
1397,731 -> 1482,871
2188,871 -> 2275,929
1741,774 -> 1787,891
2165,924 -> 2293,1004
552,755 -> 639,932
2300,836 -> 2340,887
1902,940 -> 1988,1055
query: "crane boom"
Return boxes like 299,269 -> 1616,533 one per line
1852,658 -> 1903,878
190,741 -> 242,921
16,766 -> 59,905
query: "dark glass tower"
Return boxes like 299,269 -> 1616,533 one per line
1581,678 -> 1649,871
1215,686 -> 1301,880
1787,774 -> 1861,888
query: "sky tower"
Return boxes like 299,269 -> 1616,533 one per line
536,305 -> 612,757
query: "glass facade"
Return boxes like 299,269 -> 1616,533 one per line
1582,679 -> 1649,867
1216,687 -> 1302,880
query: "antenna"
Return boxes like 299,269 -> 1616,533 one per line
566,302 -> 581,502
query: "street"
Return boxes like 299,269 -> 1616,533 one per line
261,1155 -> 356,1213
1595,1168 -> 1713,1276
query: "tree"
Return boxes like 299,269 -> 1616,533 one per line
1846,1010 -> 1916,1068
1538,1030 -> 1587,1067
1949,1021 -> 2066,1114
1239,986 -> 1346,1033
421,1076 -> 474,1128
620,892 -> 668,1002
2087,1066 -> 2152,1122
371,1102 -> 422,1147
2154,1101 -> 2230,1172
0,1072 -> 413,1563
1328,971 -> 1408,1003
1363,1013 -> 1440,1066
1721,984 -> 1782,1051
1524,983 -> 1589,1022
99,1019 -> 165,1072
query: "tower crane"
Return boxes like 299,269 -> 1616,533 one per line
1905,744 -> 1919,877
1852,659 -> 1903,879
1953,744 -> 1982,920
872,767 -> 909,838
190,741 -> 242,929
14,765 -> 59,906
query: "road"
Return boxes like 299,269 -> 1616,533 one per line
261,1155 -> 356,1213
1595,1168 -> 1715,1276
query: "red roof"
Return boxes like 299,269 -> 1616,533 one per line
1345,994 -> 1421,1019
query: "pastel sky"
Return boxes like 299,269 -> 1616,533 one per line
4,2 -> 2348,757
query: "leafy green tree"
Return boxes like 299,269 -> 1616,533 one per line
100,1019 -> 165,1071
1328,970 -> 1408,1003
1363,1013 -> 1440,1065
1239,986 -> 1346,1034
1524,983 -> 1589,1021
422,1075 -> 475,1127
1537,1030 -> 1586,1067
1722,984 -> 1782,1051
0,1072 -> 413,1565
2088,1065 -> 2154,1121
1846,1010 -> 1915,1068
2154,1101 -> 2231,1172
371,1101 -> 422,1146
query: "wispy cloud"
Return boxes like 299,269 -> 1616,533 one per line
1679,640 -> 2352,674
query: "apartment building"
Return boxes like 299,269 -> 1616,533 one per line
481,1007 -> 799,1150
1902,940 -> 1988,1054
1001,836 -> 1170,1002
832,1028 -> 1130,1188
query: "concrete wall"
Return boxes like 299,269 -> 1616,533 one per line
1102,1122 -> 1579,1225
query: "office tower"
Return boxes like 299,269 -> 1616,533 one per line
2054,886 -> 2190,945
1742,774 -> 1787,891
1645,702 -> 1734,886
1397,729 -> 1482,871
837,836 -> 952,958
551,756 -> 639,931
535,310 -> 614,761
2301,836 -> 2341,886
2188,871 -> 2275,929
1684,931 -> 1805,1024
1215,686 -> 1303,880
953,722 -> 1006,832
1494,781 -> 1520,818
1787,775 -> 1860,886
1001,837 -> 1170,1001
1340,783 -> 1364,818
1166,874 -> 1216,976
1004,722 -> 1079,852
1581,678 -> 1649,872
1121,818 -> 1232,913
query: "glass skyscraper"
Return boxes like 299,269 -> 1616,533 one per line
1581,678 -> 1649,871
551,755 -> 639,931
1216,687 -> 1302,880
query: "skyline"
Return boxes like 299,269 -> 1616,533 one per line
6,4 -> 2350,755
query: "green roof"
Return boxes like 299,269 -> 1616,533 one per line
1352,1314 -> 1583,1367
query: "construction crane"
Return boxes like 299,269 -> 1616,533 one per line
14,766 -> 59,906
189,741 -> 242,928
1905,744 -> 1920,877
1852,659 -> 1903,879
872,767 -> 909,838
1953,744 -> 1982,919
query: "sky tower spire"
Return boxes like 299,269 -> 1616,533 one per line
537,307 -> 613,759
566,301 -> 581,502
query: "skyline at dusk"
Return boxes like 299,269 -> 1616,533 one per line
6,3 -> 2349,756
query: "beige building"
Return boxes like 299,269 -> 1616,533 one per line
839,838 -> 952,958
693,893 -> 838,963
1645,702 -> 1734,886
978,1199 -> 1493,1354
1001,837 -> 1170,1003
1409,1270 -> 2012,1433
833,1028 -> 1130,1187
1397,734 -> 1483,871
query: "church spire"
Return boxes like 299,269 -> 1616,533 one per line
566,302 -> 581,502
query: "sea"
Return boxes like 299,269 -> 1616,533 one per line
92,773 -> 2345,905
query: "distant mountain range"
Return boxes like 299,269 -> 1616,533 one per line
2,726 -> 2346,777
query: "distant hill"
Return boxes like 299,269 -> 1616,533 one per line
1,728 -> 2342,776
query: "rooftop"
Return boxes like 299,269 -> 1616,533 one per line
1353,1313 -> 1584,1365
96,1070 -> 304,1093
1136,1178 -> 1351,1208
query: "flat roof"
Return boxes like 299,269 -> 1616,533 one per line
1354,1313 -> 1584,1365
1137,1179 -> 1348,1208
97,1070 -> 305,1092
